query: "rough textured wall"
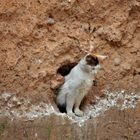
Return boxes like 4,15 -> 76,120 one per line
0,0 -> 140,104
0,1 -> 140,140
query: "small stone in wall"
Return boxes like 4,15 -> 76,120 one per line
113,57 -> 121,66
122,63 -> 132,71
47,18 -> 55,25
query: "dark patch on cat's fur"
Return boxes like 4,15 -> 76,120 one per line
57,103 -> 66,113
57,62 -> 77,76
86,54 -> 99,66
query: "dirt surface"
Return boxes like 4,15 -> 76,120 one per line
0,0 -> 140,139
0,103 -> 140,140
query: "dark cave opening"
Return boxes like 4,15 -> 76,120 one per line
57,62 -> 77,76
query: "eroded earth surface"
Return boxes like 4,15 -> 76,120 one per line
0,0 -> 140,139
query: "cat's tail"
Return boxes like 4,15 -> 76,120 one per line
56,88 -> 67,113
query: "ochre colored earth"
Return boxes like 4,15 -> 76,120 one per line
0,1 -> 140,140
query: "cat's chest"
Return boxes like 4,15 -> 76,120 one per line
75,79 -> 92,96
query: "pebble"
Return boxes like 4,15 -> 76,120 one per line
47,18 -> 55,25
122,63 -> 132,70
113,57 -> 121,66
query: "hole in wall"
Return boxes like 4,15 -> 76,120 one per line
57,62 -> 77,76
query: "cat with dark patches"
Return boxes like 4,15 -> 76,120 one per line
56,52 -> 107,117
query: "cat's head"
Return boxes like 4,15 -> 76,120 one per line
80,53 -> 107,73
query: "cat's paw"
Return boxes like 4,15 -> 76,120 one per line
67,112 -> 75,117
74,109 -> 84,117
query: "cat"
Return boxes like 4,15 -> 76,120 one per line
56,53 -> 107,117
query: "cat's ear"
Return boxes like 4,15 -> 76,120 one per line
79,43 -> 108,61
88,44 -> 108,60
93,54 -> 107,60
86,54 -> 94,62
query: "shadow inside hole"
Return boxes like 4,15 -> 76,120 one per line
57,62 -> 77,76
57,104 -> 67,113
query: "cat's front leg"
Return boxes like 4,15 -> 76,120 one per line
66,93 -> 75,117
74,96 -> 84,117
74,108 -> 84,117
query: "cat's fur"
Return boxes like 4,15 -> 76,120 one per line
56,54 -> 104,117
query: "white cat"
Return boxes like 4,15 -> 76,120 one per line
56,53 -> 107,117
